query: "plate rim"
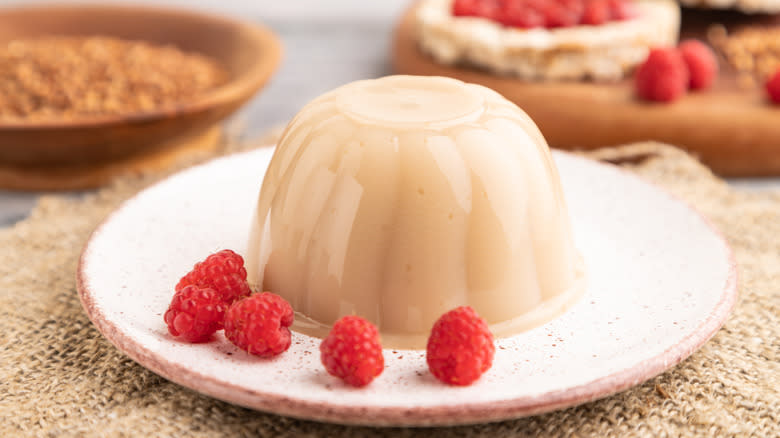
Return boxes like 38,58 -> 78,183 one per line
76,148 -> 738,427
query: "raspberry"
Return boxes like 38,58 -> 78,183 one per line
176,249 -> 251,307
499,0 -> 545,28
768,69 -> 780,104
607,0 -> 636,20
456,0 -> 636,29
320,316 -> 385,387
679,40 -> 718,91
635,47 -> 689,103
453,0 -> 502,20
426,306 -> 495,386
581,0 -> 610,25
164,285 -> 226,343
543,0 -> 582,28
224,292 -> 294,357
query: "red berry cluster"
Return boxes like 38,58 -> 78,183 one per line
164,250 -> 497,388
453,0 -> 636,29
164,250 -> 293,357
635,40 -> 718,103
319,306 -> 495,388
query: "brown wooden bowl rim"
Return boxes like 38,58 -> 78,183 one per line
0,3 -> 282,131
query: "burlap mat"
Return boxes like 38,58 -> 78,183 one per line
1,133 -> 778,437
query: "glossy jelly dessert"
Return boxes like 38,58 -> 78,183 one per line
247,75 -> 585,348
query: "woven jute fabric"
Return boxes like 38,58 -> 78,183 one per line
1,136 -> 778,437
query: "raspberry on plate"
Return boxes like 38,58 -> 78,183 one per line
176,249 -> 251,306
164,285 -> 227,343
766,69 -> 780,104
224,292 -> 294,357
679,39 -> 718,90
320,316 -> 385,387
635,47 -> 689,102
426,306 -> 495,386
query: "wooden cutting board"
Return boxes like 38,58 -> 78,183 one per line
393,6 -> 780,176
0,127 -> 221,191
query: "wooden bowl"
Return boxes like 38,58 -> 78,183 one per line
0,4 -> 282,166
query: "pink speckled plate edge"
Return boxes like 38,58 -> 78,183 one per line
76,148 -> 738,427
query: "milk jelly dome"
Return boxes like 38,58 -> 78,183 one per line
247,75 -> 585,348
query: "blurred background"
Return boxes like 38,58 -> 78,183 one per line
0,1 -> 409,225
0,0 -> 778,226
1,0 -> 408,20
0,0 -> 408,137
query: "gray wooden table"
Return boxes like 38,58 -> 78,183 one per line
1,0 -> 778,226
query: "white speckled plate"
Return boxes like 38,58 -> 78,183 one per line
77,148 -> 737,427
